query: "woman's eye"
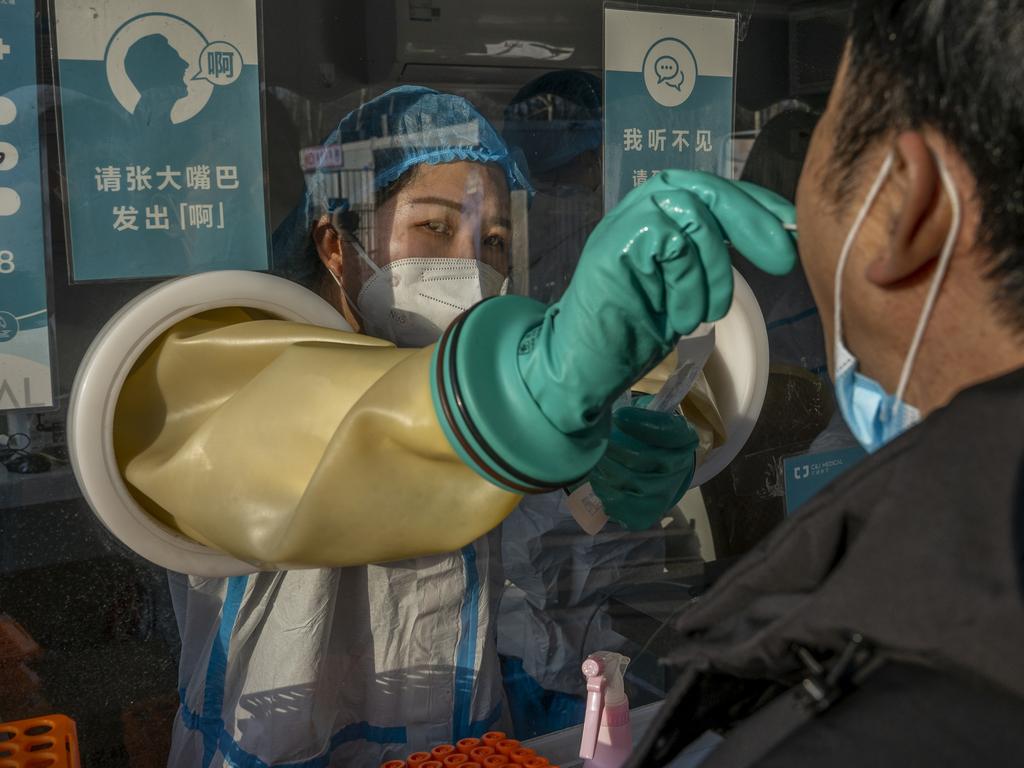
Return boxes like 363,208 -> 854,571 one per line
483,234 -> 507,249
422,220 -> 452,236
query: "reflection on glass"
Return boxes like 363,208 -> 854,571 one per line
1,2 -> 849,763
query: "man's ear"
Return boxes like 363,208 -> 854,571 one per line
867,131 -> 952,286
312,214 -> 344,281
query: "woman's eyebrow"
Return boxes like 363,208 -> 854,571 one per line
406,197 -> 511,229
408,196 -> 464,211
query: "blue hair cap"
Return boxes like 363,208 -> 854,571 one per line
315,85 -> 532,197
276,86 -> 531,285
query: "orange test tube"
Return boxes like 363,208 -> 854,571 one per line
483,756 -> 509,767
511,747 -> 536,762
496,739 -> 520,756
443,755 -> 468,766
407,753 -> 433,767
381,762 -> 407,768
481,731 -> 506,747
470,746 -> 494,761
523,759 -> 550,767
432,744 -> 456,760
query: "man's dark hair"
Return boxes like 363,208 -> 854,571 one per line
834,0 -> 1024,327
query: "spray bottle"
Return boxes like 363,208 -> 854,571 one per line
580,651 -> 632,768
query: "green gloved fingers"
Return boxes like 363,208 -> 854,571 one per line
617,170 -> 796,249
519,172 -> 798,437
654,188 -> 735,324
734,179 -> 797,229
432,173 -> 795,492
652,170 -> 798,276
590,406 -> 699,531
614,404 -> 700,449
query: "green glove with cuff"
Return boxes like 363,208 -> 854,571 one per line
432,171 -> 796,493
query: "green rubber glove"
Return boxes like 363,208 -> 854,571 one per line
519,170 -> 797,435
590,404 -> 699,531
432,172 -> 795,493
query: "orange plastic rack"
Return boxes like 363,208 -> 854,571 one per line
382,732 -> 558,768
0,715 -> 81,768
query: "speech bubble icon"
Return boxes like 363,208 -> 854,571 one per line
655,55 -> 679,84
193,41 -> 244,86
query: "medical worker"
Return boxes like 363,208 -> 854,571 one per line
124,86 -> 704,767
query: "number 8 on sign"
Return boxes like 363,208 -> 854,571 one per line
0,250 -> 15,274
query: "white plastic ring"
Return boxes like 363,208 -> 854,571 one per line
68,271 -> 350,577
691,269 -> 770,487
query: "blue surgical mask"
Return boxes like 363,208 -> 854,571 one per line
832,150 -> 962,453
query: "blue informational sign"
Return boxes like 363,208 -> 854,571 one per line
0,0 -> 56,411
53,1 -> 268,281
783,447 -> 867,515
603,8 -> 737,212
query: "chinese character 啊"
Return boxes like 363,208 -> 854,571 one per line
208,51 -> 235,79
188,204 -> 215,229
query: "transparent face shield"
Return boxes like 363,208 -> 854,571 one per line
310,130 -> 516,346
502,80 -> 604,304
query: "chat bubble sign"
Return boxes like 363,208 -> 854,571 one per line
655,55 -> 679,84
194,41 -> 243,86
642,38 -> 699,107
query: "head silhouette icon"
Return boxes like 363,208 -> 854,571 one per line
124,33 -> 189,125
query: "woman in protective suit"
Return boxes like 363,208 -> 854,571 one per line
119,86 -> 706,767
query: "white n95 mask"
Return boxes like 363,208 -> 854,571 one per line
330,237 -> 508,347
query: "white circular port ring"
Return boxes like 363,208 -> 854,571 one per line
690,269 -> 770,487
68,271 -> 351,577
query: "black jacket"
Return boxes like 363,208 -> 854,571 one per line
630,368 -> 1024,767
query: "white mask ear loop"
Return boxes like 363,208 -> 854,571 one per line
326,230 -> 381,324
342,232 -> 383,277
891,155 -> 962,407
833,151 -> 896,370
